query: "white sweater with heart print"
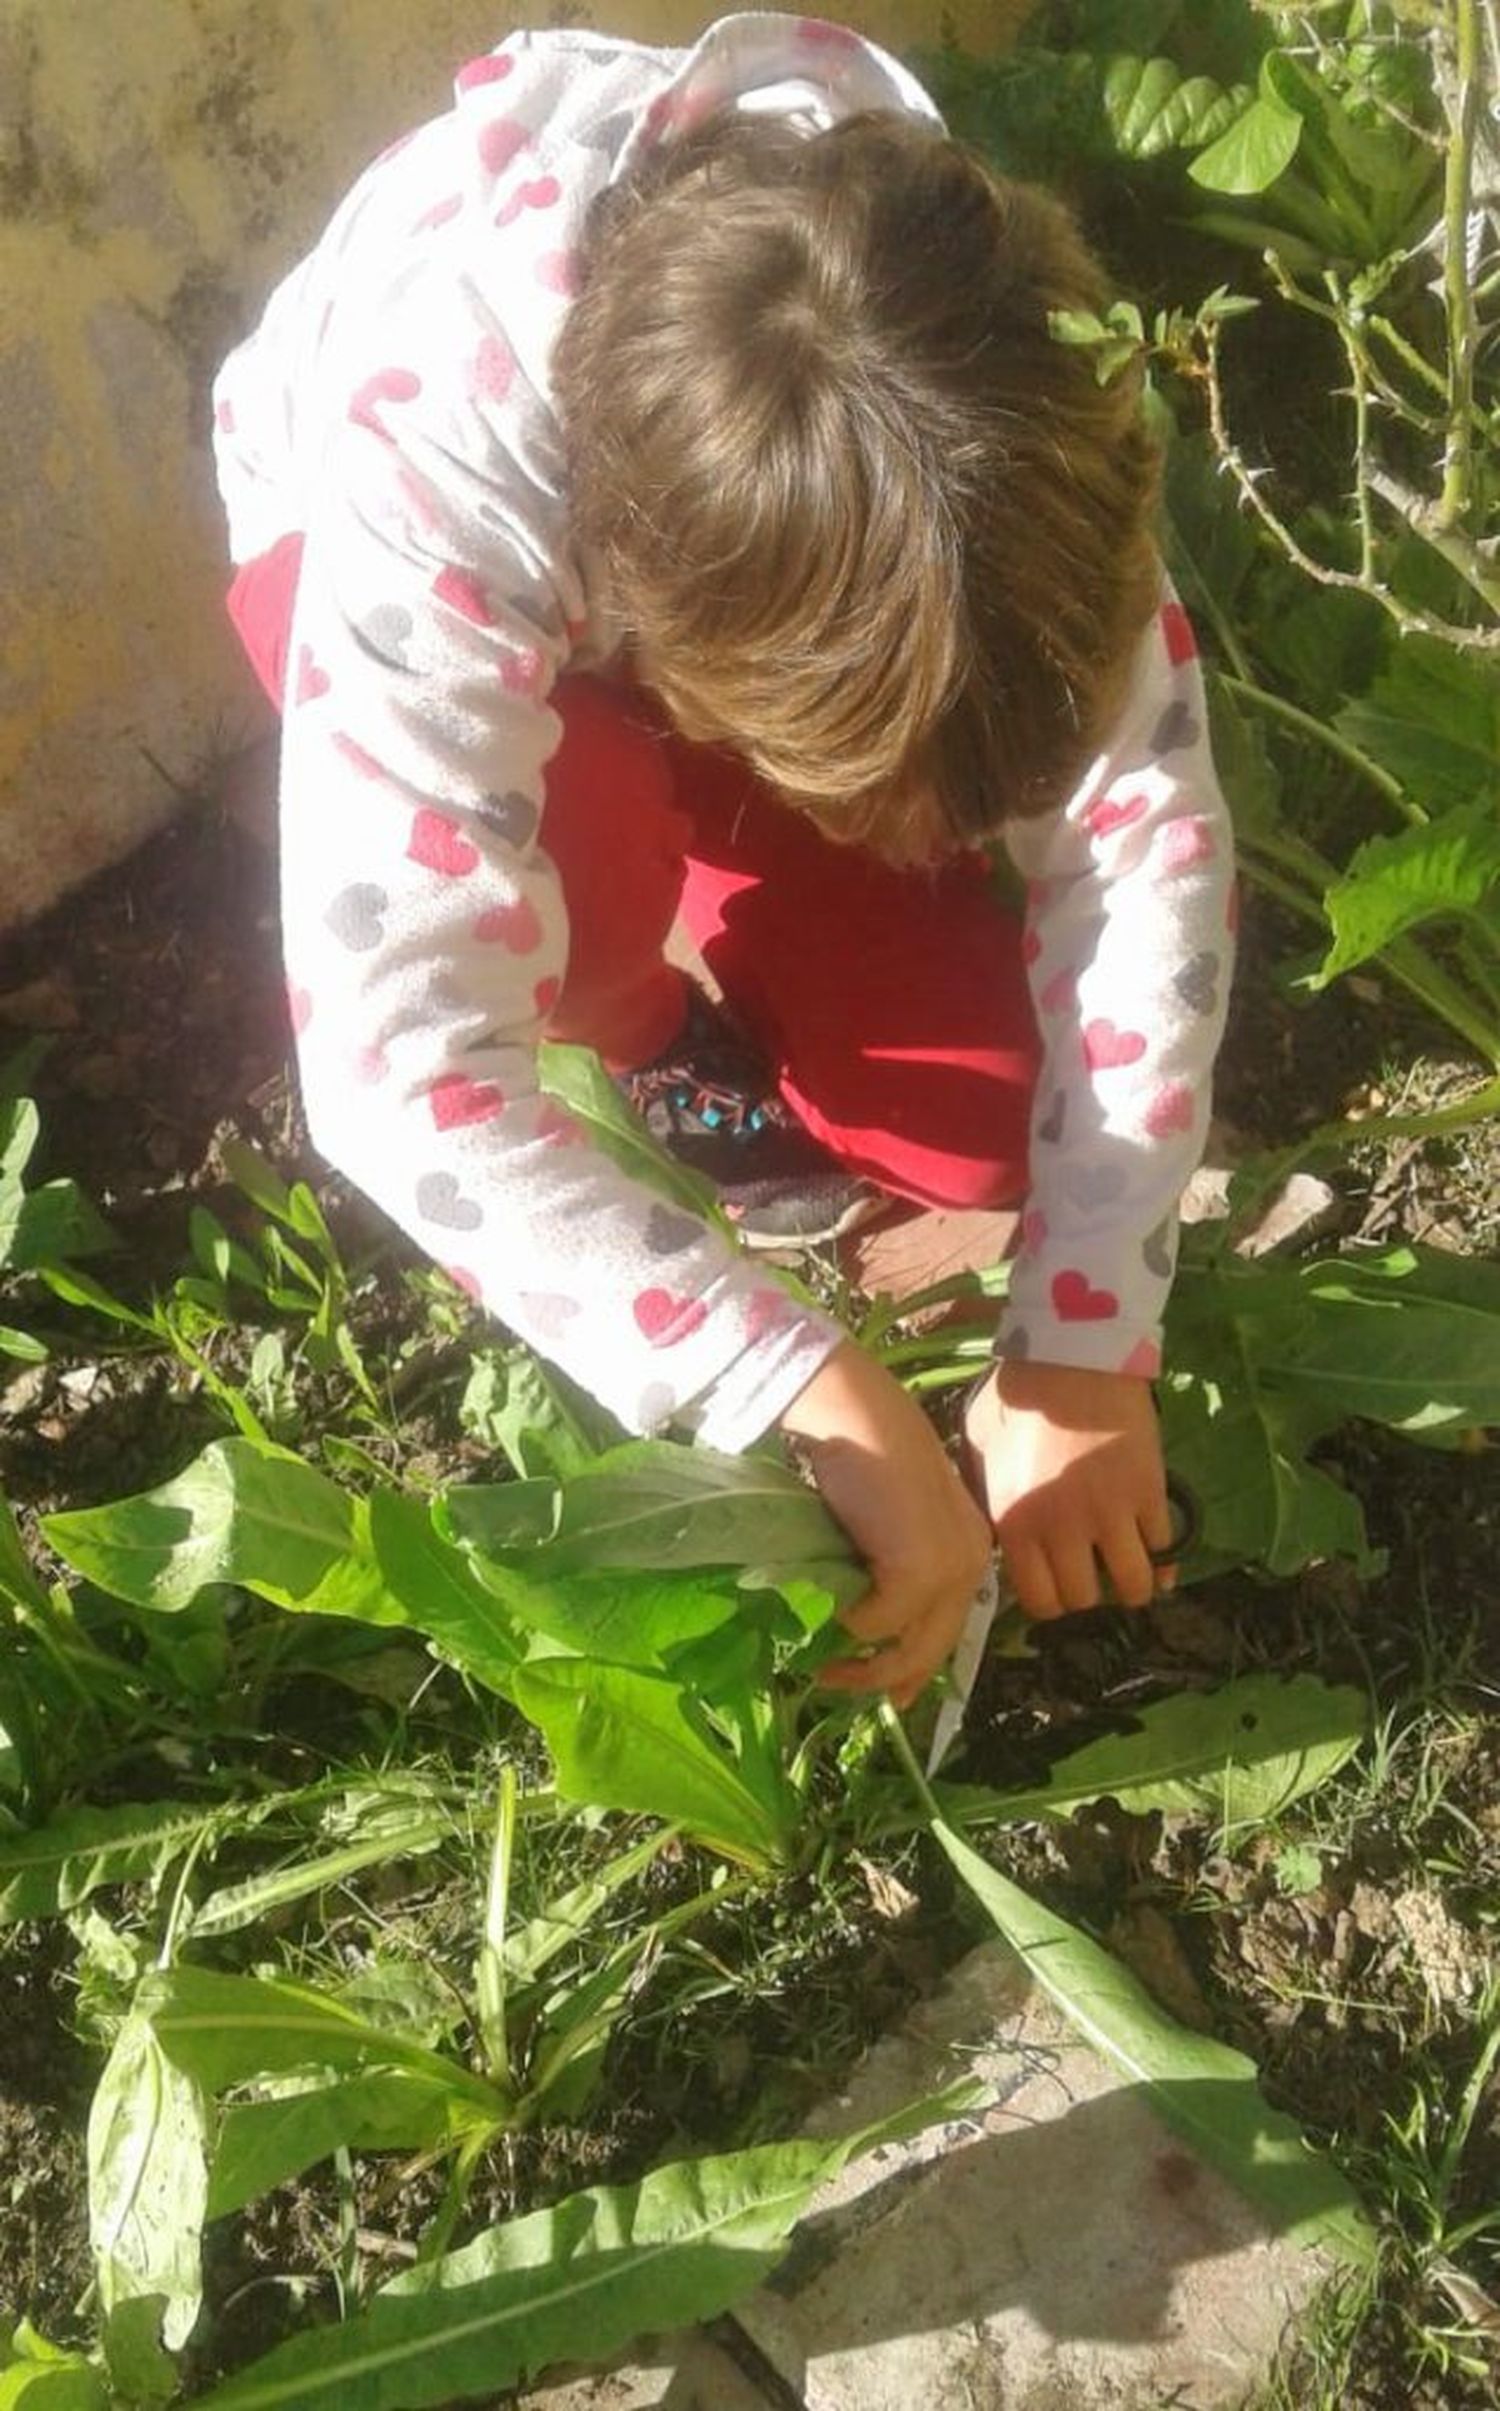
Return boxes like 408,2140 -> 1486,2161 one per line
211,12 -> 1235,1453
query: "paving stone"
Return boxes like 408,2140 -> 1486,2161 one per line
1237,1171 -> 1341,1258
730,1943 -> 1333,2411
514,2330 -> 775,2410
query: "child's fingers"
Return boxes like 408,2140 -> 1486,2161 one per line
1001,1536 -> 1063,1620
1101,1518 -> 1156,1610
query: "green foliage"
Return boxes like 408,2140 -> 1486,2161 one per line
1162,1242 -> 1500,1576
192,2088 -> 980,2411
930,1819 -> 1373,2265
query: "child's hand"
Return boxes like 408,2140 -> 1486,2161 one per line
962,1360 -> 1174,1618
779,1340 -> 993,1711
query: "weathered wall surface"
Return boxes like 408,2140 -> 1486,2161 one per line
0,1 -> 1021,933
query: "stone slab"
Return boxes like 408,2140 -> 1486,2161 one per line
730,1943 -> 1332,2411
515,2331 -> 774,2411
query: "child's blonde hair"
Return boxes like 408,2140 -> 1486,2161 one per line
554,111 -> 1160,864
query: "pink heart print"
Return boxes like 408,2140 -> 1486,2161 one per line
1084,791 -> 1148,842
408,810 -> 480,878
1022,927 -> 1043,967
495,175 -> 561,228
473,896 -> 543,952
294,645 -> 330,706
497,642 -> 546,698
470,335 -> 515,405
533,974 -> 562,1018
446,1263 -> 482,1301
745,1287 -> 794,1345
352,1042 -> 389,1085
428,1072 -> 506,1131
214,394 -> 235,434
536,250 -> 579,297
1119,1337 -> 1162,1377
1083,1018 -> 1147,1072
332,732 -> 386,781
633,1288 -> 710,1346
286,980 -> 313,1036
478,118 -> 532,177
1159,816 -> 1218,875
797,17 -> 865,46
432,565 -> 495,626
415,194 -> 463,234
456,52 -> 514,93
1052,1270 -> 1120,1322
1143,1081 -> 1194,1139
1020,1208 -> 1048,1253
1040,967 -> 1076,1016
1161,599 -> 1198,666
348,367 -> 422,442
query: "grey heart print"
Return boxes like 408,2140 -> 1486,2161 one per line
1151,700 -> 1200,755
1174,950 -> 1220,1015
1062,1160 -> 1128,1211
324,882 -> 388,952
1142,1217 -> 1177,1279
1038,1091 -> 1067,1145
476,789 -> 539,848
1003,1326 -> 1030,1360
416,1171 -> 483,1231
645,1203 -> 702,1257
359,605 -> 415,669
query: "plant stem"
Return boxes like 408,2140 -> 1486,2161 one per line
1220,673 -> 1424,826
1246,1073 -> 1500,1187
1437,0 -> 1482,530
879,1699 -> 943,1824
1201,322 -> 1500,650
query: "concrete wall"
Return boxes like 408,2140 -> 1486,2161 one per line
0,1 -> 1022,933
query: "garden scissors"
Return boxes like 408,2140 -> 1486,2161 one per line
925,1471 -> 1201,1776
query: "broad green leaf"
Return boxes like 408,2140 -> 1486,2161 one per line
188,1802 -> 452,1939
502,1830 -> 671,1987
0,1326 -> 48,1364
0,1179 -> 113,1273
1254,1247 -> 1500,1433
0,2369 -> 107,2410
509,1659 -> 793,1868
0,1096 -> 39,1186
367,1490 -> 523,1688
138,1967 -> 505,2115
1101,55 -> 1247,158
1336,637 -> 1500,812
0,1798 -> 232,1926
1311,805 -> 1500,988
43,1441 -> 356,1612
193,2085 -> 981,2411
208,2071 -> 479,2220
526,1565 -> 750,1668
88,2011 -> 210,2350
943,1677 -> 1368,1831
45,1442 -> 412,1634
539,1043 -> 725,1223
1189,91 -> 1302,195
459,1347 -> 619,1478
100,2298 -> 178,2410
435,1480 -> 561,1558
529,1442 -> 850,1576
934,1822 -> 1372,2265
0,1495 -> 49,1614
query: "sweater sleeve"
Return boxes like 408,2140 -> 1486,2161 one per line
279,369 -> 841,1454
996,587 -> 1236,1379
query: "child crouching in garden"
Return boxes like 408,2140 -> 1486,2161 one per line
212,13 -> 1234,1711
